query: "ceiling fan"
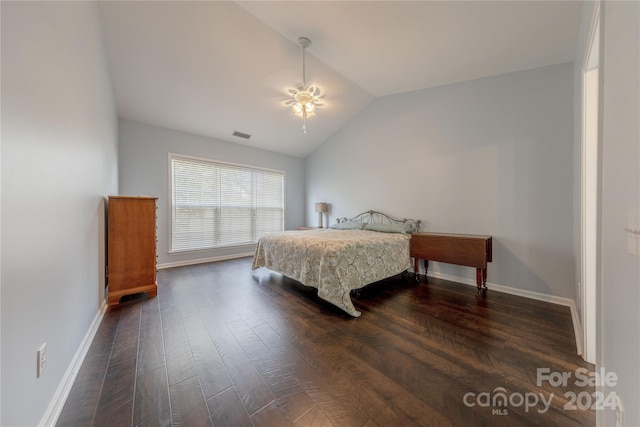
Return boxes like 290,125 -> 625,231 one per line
285,37 -> 322,134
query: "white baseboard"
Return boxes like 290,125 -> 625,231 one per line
39,301 -> 108,427
425,271 -> 583,356
568,300 -> 584,357
157,252 -> 254,270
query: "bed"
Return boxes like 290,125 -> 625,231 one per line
251,210 -> 421,317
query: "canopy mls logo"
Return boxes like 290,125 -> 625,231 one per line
463,367 -> 619,416
463,388 -> 552,415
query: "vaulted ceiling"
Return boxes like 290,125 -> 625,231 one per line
98,1 -> 582,158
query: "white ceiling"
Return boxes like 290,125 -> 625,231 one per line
98,1 -> 582,158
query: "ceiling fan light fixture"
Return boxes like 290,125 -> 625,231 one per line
292,89 -> 316,118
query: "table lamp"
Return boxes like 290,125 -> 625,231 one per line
315,202 -> 328,228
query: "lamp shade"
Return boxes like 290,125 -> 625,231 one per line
315,202 -> 328,213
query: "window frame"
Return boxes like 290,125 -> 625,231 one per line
168,152 -> 286,254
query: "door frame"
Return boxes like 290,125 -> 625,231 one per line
580,1 -> 601,364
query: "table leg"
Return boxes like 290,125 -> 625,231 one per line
476,268 -> 488,292
476,269 -> 482,290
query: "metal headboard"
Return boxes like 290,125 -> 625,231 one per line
337,210 -> 421,232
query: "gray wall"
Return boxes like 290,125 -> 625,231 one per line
599,1 -> 640,425
306,63 -> 575,298
1,2 -> 118,425
118,120 -> 305,267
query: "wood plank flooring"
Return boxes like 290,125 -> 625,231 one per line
57,257 -> 595,426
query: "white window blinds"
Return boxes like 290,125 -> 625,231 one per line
170,154 -> 284,252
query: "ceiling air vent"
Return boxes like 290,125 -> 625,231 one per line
232,131 -> 251,139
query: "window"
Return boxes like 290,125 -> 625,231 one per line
169,154 -> 284,252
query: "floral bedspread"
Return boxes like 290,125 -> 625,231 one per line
252,229 -> 411,317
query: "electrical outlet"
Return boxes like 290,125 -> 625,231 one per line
36,343 -> 47,378
615,395 -> 624,427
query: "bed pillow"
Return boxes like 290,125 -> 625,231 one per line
330,221 -> 365,230
364,222 -> 407,234
403,221 -> 418,234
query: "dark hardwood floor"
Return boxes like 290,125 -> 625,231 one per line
57,257 -> 594,426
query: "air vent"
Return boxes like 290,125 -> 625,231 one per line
232,131 -> 251,139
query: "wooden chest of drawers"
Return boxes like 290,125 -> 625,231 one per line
107,196 -> 158,305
